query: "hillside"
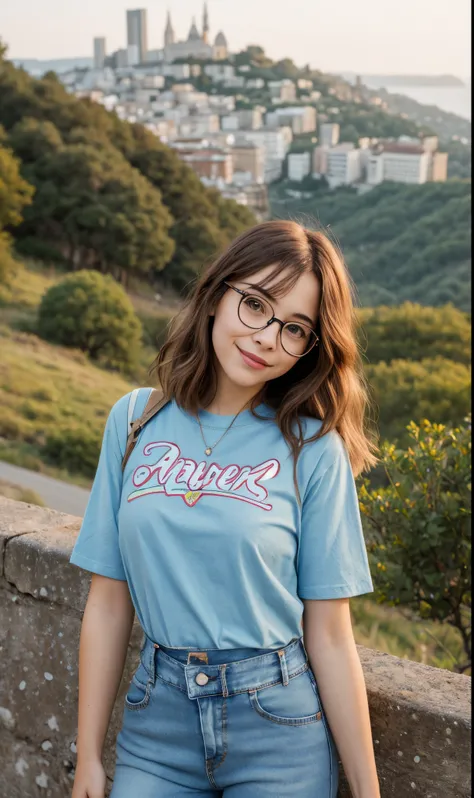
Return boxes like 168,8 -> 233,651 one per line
270,180 -> 472,311
0,48 -> 256,292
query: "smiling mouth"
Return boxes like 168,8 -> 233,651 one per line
237,346 -> 270,368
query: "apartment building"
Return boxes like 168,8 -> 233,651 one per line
266,106 -> 317,134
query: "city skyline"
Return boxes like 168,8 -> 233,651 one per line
2,0 -> 471,78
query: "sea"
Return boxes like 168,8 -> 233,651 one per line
361,79 -> 471,121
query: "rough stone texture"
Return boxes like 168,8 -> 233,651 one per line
0,497 -> 471,797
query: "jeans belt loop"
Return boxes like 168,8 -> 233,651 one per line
278,649 -> 289,686
151,642 -> 159,684
219,663 -> 229,698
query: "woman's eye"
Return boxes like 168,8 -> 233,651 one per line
246,298 -> 265,313
286,324 -> 307,338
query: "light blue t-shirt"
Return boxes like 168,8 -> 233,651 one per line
69,388 -> 374,649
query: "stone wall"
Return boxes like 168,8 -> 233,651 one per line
0,497 -> 470,797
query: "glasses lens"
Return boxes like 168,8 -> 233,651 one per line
238,293 -> 318,357
238,294 -> 274,328
281,323 -> 318,357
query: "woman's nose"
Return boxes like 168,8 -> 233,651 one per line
252,320 -> 281,348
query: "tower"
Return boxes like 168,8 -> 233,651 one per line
126,9 -> 148,63
202,2 -> 209,43
164,10 -> 175,47
93,37 -> 106,69
187,16 -> 200,40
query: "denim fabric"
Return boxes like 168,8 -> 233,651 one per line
110,635 -> 339,797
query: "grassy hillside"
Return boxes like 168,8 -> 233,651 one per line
270,180 -> 472,311
0,322 -> 134,485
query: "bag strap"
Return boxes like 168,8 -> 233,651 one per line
127,388 -> 140,432
122,388 -> 169,472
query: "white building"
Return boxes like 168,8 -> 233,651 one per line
246,78 -> 265,89
319,123 -> 340,147
268,79 -> 296,102
237,127 -> 293,182
367,143 -> 432,185
288,152 -> 311,182
326,144 -> 362,188
178,113 -> 220,137
208,95 -> 236,113
221,109 -> 263,131
222,76 -> 246,89
266,106 -> 317,134
204,63 -> 235,82
312,145 -> 330,176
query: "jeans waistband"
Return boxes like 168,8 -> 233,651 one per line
139,635 -> 310,700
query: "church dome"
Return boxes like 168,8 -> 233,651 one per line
188,19 -> 201,40
214,31 -> 227,47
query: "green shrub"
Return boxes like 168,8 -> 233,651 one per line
139,311 -> 173,349
43,424 -> 102,478
359,416 -> 471,673
37,270 -> 142,372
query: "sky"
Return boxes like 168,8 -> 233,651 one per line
2,0 -> 471,77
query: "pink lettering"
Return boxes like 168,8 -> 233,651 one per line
129,441 -> 281,510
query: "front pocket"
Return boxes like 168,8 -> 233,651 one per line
124,659 -> 152,711
248,667 -> 323,726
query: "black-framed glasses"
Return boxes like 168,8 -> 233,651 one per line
223,282 -> 319,358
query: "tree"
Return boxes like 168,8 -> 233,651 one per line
8,117 -> 63,163
358,303 -> 471,366
16,141 -> 174,282
127,125 -> 256,290
37,270 -> 143,372
366,357 -> 471,444
0,136 -> 34,283
359,417 -> 471,673
0,137 -> 34,230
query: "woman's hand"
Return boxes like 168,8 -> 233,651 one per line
71,758 -> 107,798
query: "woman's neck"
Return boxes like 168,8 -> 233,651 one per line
204,382 -> 264,416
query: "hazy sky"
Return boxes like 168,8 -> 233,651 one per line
3,0 -> 471,76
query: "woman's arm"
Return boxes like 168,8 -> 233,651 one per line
302,597 -> 380,798
76,574 -> 135,765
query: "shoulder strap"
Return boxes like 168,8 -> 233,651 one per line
122,388 -> 169,472
127,388 -> 140,433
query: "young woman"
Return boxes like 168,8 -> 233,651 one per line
70,220 -> 380,798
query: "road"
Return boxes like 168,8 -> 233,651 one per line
0,461 -> 90,516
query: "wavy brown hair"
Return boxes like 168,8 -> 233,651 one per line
153,220 -> 377,489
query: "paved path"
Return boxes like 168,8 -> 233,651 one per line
0,461 -> 90,517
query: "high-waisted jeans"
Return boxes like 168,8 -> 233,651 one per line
110,634 -> 339,797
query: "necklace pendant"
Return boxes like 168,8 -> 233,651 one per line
205,447 -> 212,456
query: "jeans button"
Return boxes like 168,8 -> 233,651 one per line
195,672 -> 209,686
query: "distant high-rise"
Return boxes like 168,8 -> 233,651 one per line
93,37 -> 106,70
126,9 -> 148,64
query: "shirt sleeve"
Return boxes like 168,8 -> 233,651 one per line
69,393 -> 131,581
297,435 -> 374,600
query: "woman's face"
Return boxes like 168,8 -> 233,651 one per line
211,264 -> 321,397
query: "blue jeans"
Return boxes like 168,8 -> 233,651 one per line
110,635 -> 339,797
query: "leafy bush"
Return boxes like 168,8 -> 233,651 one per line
43,424 -> 102,478
37,270 -> 143,372
139,311 -> 173,349
358,303 -> 471,366
359,416 -> 471,673
366,357 -> 471,443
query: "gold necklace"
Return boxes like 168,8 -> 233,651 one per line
197,402 -> 250,457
